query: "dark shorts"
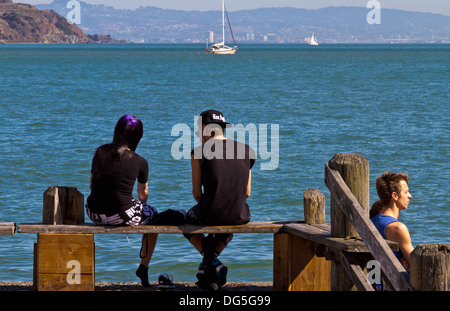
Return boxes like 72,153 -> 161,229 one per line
86,199 -> 159,226
184,205 -> 233,246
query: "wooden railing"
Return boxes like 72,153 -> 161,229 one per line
324,154 -> 411,291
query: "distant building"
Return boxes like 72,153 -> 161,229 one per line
246,33 -> 255,41
205,31 -> 214,42
263,34 -> 278,43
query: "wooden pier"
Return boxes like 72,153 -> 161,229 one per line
12,153 -> 450,291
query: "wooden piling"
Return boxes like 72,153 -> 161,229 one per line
327,154 -> 370,291
329,153 -> 369,239
410,243 -> 450,291
303,188 -> 325,225
43,187 -> 84,225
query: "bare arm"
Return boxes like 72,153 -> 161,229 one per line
385,222 -> 414,267
137,182 -> 148,203
191,153 -> 202,202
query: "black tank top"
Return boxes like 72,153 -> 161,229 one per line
192,139 -> 255,225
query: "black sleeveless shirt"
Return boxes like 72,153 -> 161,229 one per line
192,139 -> 256,225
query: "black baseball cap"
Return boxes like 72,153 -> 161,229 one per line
199,109 -> 230,126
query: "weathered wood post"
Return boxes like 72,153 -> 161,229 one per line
328,153 -> 370,291
304,188 -> 325,225
35,187 -> 94,291
329,154 -> 370,238
274,188 -> 330,291
43,186 -> 84,225
410,244 -> 450,291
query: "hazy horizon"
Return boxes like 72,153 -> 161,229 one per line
15,0 -> 450,16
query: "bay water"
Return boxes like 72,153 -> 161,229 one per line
0,44 -> 448,283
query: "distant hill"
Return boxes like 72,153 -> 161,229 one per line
0,0 -> 125,43
0,0 -> 92,43
36,0 -> 450,43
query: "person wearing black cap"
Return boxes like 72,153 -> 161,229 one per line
184,109 -> 256,290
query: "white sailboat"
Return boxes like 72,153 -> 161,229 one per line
307,33 -> 319,46
207,0 -> 237,54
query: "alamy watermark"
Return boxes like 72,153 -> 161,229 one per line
367,260 -> 381,286
367,0 -> 381,24
171,117 -> 279,171
66,260 -> 81,285
66,0 -> 81,25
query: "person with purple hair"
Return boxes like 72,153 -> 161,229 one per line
86,114 -> 184,288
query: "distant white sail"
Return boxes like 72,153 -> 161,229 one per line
308,33 -> 319,46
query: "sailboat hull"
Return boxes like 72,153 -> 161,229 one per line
210,48 -> 237,55
208,42 -> 237,54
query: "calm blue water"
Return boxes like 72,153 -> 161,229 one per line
0,44 -> 449,283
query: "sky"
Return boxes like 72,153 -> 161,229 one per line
16,0 -> 450,16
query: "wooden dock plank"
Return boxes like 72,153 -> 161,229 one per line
17,221 -> 289,235
0,223 -> 15,235
283,223 -> 398,253
18,221 -> 397,254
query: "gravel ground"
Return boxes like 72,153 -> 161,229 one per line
0,281 -> 273,291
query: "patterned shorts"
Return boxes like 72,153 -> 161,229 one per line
86,199 -> 159,226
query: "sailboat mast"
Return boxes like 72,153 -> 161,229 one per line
222,0 -> 225,43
